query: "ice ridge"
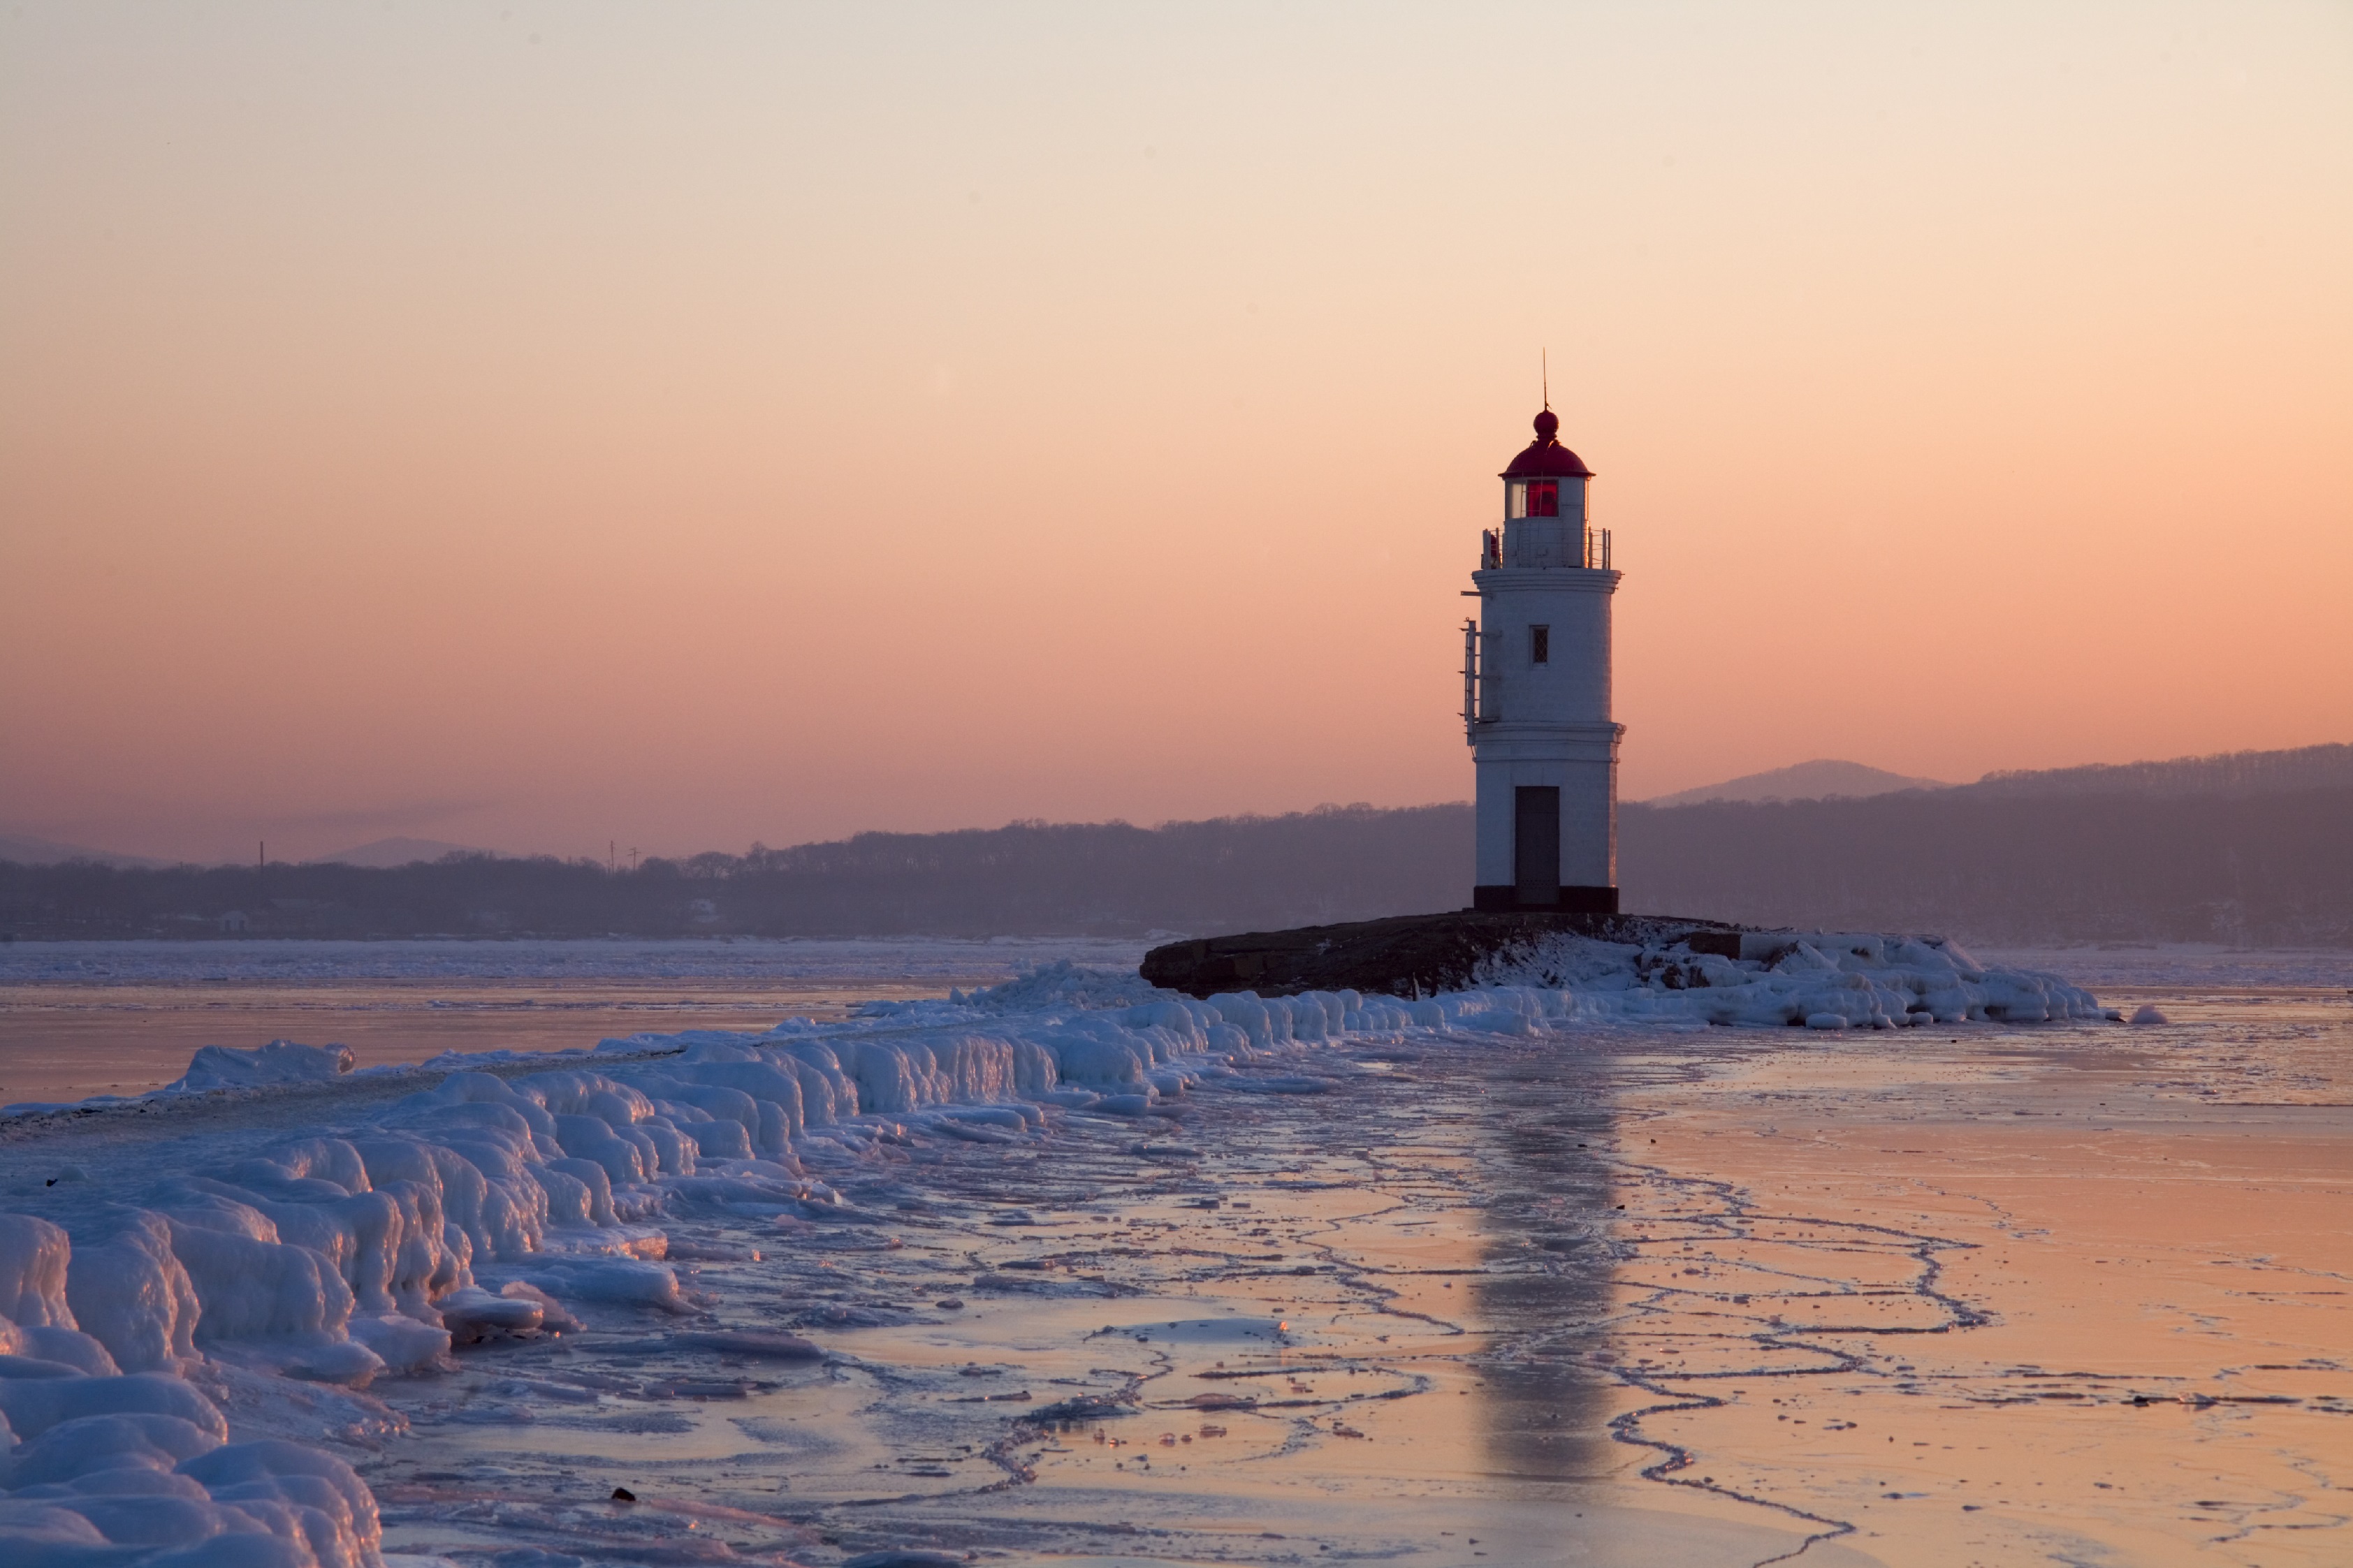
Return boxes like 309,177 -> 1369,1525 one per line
0,936 -> 2102,1564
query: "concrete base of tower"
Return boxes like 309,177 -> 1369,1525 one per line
1471,884 -> 1618,914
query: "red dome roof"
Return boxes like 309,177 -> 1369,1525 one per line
1500,408 -> 1593,479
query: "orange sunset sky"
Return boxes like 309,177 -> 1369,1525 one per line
4,2 -> 2349,865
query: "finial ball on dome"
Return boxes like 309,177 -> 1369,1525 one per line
1500,406 -> 1591,478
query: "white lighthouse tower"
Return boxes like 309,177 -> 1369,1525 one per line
1463,404 -> 1621,912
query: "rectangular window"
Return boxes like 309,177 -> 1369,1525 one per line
1527,480 -> 1559,517
1507,483 -> 1527,520
1531,624 -> 1550,665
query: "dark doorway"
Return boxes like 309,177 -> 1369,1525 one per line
1513,786 -> 1560,907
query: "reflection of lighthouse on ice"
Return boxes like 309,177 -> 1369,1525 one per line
1464,405 -> 1622,912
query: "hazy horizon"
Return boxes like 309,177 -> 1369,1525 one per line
11,739 -> 2347,872
7,2 -> 2349,865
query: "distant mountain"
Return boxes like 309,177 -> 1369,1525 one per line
7,740 -> 2347,944
1642,759 -> 1951,808
1959,742 -> 2353,800
309,836 -> 495,868
0,833 -> 168,869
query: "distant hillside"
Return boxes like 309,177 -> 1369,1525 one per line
1619,742 -> 2353,946
1957,742 -> 2353,800
1641,743 -> 2353,810
1617,787 -> 2352,946
1642,759 -> 1950,807
309,837 -> 495,868
3,743 -> 2346,945
0,805 -> 1472,941
0,833 -> 167,870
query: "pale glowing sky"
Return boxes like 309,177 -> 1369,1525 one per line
4,2 -> 2349,863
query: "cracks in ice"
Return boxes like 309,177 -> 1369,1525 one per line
0,954 -> 2241,1566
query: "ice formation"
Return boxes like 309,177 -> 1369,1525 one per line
0,935 -> 2103,1562
1471,930 -> 2111,1030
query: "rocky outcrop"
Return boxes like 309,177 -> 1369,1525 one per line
1140,910 -> 1746,999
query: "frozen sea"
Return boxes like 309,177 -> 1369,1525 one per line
0,938 -> 1155,1104
1,937 -> 2347,1567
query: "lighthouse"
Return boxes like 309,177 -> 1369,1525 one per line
1463,406 -> 1622,912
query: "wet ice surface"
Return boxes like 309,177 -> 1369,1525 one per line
0,939 -> 1164,988
3,944 -> 2347,1567
357,983 -> 2343,1565
1974,944 -> 2353,994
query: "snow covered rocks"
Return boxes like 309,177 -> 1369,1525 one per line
1149,914 -> 2101,1031
1470,929 -> 2104,1030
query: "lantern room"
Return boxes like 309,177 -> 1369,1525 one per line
1501,408 -> 1593,522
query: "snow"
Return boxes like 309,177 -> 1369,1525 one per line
0,932 -> 2106,1563
1471,930 -> 2107,1029
173,1043 -> 359,1093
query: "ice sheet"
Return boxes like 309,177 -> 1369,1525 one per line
0,933 -> 2108,1563
0,937 -> 1156,988
1972,942 -> 2353,992
0,936 -> 1160,1105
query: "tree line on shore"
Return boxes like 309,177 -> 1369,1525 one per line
5,760 -> 2347,947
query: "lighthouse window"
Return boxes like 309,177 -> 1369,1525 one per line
1531,625 -> 1550,665
1507,481 -> 1560,520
